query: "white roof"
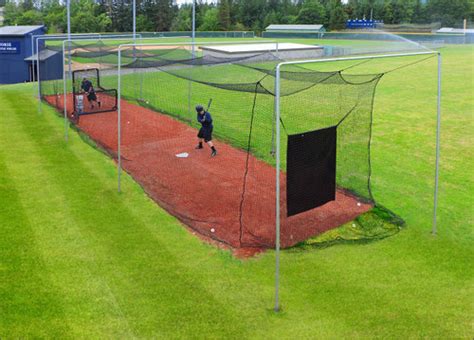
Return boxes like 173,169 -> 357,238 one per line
0,25 -> 45,36
437,27 -> 474,34
266,24 -> 324,31
201,43 -> 322,54
24,49 -> 59,61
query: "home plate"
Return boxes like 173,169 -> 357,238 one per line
176,152 -> 189,158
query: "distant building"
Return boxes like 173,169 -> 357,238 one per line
266,24 -> 325,33
346,19 -> 383,29
0,25 -> 63,84
437,27 -> 474,43
263,24 -> 325,38
437,27 -> 474,34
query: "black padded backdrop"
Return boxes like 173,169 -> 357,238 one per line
287,126 -> 337,217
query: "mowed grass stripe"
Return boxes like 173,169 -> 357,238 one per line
0,90 -> 255,338
0,91 -> 135,337
0,151 -> 71,337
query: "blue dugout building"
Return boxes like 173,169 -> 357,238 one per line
0,25 -> 63,84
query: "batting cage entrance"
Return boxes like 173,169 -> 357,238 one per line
39,39 -> 440,252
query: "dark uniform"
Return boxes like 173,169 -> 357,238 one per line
197,111 -> 213,142
81,79 -> 97,102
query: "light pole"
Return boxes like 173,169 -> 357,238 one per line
192,0 -> 196,49
133,0 -> 136,41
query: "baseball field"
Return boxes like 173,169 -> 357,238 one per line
0,42 -> 472,337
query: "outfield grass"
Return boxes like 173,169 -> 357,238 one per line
1,44 -> 473,338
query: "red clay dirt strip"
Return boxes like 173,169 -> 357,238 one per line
46,94 -> 372,252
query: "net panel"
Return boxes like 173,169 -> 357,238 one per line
41,40 -> 411,250
72,68 -> 118,116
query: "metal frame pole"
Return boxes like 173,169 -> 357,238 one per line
118,49 -> 122,193
30,36 -> 35,82
37,37 -> 42,113
432,52 -> 442,234
63,41 -> 68,141
133,0 -> 136,42
274,64 -> 281,312
67,0 -> 72,81
192,0 -> 196,46
188,0 -> 196,121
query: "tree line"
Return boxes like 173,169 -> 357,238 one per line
2,0 -> 473,34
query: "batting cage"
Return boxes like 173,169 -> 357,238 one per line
39,38 -> 440,251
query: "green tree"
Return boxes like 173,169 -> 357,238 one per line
263,10 -> 279,28
232,21 -> 247,30
236,0 -> 266,31
21,0 -> 34,11
171,5 -> 192,31
281,14 -> 297,24
391,0 -> 414,24
43,0 -> 66,33
153,0 -> 174,31
3,2 -> 23,25
136,14 -> 154,31
412,0 -> 427,23
218,0 -> 231,30
383,1 -> 394,23
427,0 -> 471,26
71,11 -> 111,32
296,0 -> 326,24
17,10 -> 43,25
71,0 -> 111,32
345,0 -> 358,19
328,0 -> 348,30
110,0 -> 131,32
198,7 -> 219,31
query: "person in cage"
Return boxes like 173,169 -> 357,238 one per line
195,105 -> 217,157
81,77 -> 101,109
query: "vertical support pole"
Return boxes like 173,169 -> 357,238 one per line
133,0 -> 136,41
463,19 -> 467,44
37,38 -> 42,113
132,1 -> 137,101
432,53 -> 441,234
118,48 -> 122,193
192,0 -> 195,46
63,41 -> 69,142
274,64 -> 281,312
188,0 -> 196,122
270,49 -> 278,155
67,0 -> 72,82
31,36 -> 35,83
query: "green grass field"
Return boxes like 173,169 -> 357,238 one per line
1,43 -> 473,337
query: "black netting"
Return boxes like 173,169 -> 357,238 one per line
40,41 -> 407,250
71,68 -> 117,116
